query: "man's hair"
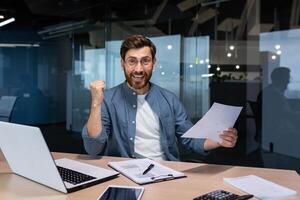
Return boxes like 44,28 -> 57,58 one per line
271,67 -> 290,85
120,35 -> 156,60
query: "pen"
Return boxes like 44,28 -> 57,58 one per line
142,164 -> 154,175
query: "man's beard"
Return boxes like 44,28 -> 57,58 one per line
124,70 -> 152,90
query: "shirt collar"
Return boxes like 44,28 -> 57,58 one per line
122,81 -> 155,98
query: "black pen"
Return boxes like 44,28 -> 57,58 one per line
142,164 -> 154,175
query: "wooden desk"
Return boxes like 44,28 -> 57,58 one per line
1,152 -> 299,200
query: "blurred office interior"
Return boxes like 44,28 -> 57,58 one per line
0,0 -> 300,173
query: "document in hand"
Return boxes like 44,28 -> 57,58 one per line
223,175 -> 297,199
108,158 -> 186,185
181,102 -> 242,142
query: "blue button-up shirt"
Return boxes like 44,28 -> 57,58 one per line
82,82 -> 207,161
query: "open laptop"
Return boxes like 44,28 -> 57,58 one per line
0,121 -> 119,193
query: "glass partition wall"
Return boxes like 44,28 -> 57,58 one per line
1,0 -> 300,172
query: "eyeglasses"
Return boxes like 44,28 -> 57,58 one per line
124,57 -> 153,67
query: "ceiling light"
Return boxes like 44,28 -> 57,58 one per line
227,52 -> 232,57
217,67 -> 220,71
0,44 -> 16,47
0,17 -> 15,27
38,20 -> 90,39
200,59 -> 204,64
229,45 -> 235,50
189,64 -> 194,68
236,65 -> 240,69
0,43 -> 40,48
275,44 -> 280,49
271,55 -> 276,60
167,45 -> 172,50
201,73 -> 214,78
207,64 -> 211,68
276,50 -> 282,55
0,15 -> 4,19
205,58 -> 209,63
161,72 -> 165,76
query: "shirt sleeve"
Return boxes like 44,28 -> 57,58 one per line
81,101 -> 111,156
173,97 -> 209,156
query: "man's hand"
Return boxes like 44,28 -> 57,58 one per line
204,128 -> 238,151
90,80 -> 105,108
219,128 -> 238,148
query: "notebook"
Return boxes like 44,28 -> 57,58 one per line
108,158 -> 186,184
0,121 -> 119,193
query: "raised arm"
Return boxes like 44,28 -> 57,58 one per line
86,80 -> 105,138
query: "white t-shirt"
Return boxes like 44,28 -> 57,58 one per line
134,94 -> 166,160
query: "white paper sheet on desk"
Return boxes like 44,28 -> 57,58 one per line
181,102 -> 242,142
223,175 -> 297,199
108,158 -> 185,184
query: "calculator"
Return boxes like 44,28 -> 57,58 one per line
193,189 -> 239,200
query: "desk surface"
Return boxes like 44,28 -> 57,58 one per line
1,152 -> 299,200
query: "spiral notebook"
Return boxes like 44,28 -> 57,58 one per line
108,158 -> 186,185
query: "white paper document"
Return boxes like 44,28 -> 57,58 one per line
108,158 -> 186,184
224,175 -> 297,199
182,102 -> 242,142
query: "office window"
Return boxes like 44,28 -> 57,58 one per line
260,30 -> 300,159
182,36 -> 210,121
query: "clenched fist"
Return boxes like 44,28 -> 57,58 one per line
90,80 -> 105,108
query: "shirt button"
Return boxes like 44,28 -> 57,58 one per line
132,120 -> 135,124
133,105 -> 136,108
130,137 -> 133,141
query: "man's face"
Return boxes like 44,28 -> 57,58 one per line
121,47 -> 155,91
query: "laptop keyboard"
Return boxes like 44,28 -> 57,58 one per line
57,166 -> 96,185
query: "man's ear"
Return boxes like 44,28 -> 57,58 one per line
121,59 -> 125,71
152,58 -> 156,70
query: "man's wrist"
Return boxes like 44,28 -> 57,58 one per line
204,139 -> 220,151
